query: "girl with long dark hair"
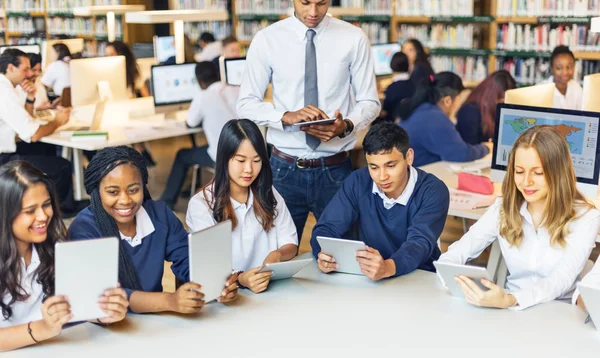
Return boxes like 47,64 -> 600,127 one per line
401,39 -> 434,86
68,146 -> 238,314
0,161 -> 127,352
105,41 -> 150,98
187,119 -> 298,294
41,43 -> 71,97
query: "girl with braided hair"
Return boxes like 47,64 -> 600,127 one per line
68,146 -> 238,314
0,161 -> 127,352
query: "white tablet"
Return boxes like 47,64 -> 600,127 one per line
290,118 -> 336,132
258,258 -> 313,280
434,261 -> 492,299
316,236 -> 367,275
55,237 -> 119,322
189,220 -> 232,303
577,283 -> 600,330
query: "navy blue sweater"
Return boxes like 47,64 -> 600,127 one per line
383,78 -> 415,122
310,167 -> 449,276
399,103 -> 490,167
68,200 -> 190,297
456,102 -> 490,145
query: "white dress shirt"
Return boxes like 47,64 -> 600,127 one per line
186,184 -> 298,271
186,82 -> 240,161
0,74 -> 39,154
438,199 -> 600,310
196,41 -> 223,62
17,79 -> 49,108
119,206 -> 156,248
542,77 -> 583,110
41,60 -> 70,97
237,15 -> 381,159
372,165 -> 418,210
0,246 -> 44,328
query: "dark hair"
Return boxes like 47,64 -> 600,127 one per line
404,39 -> 434,76
551,45 -> 575,67
195,61 -> 220,86
27,53 -> 42,68
70,52 -> 83,60
390,52 -> 409,73
107,41 -> 140,91
396,71 -> 465,120
0,161 -> 66,320
200,32 -> 215,44
464,70 -> 517,139
363,121 -> 410,156
52,43 -> 71,62
222,35 -> 238,48
83,146 -> 152,291
0,48 -> 27,74
203,119 -> 277,231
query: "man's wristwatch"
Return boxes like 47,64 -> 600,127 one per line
25,97 -> 35,104
339,119 -> 354,138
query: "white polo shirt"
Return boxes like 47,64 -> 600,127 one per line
186,184 -> 298,271
0,74 -> 39,154
0,245 -> 44,328
41,60 -> 70,97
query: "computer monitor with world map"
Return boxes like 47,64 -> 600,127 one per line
491,103 -> 600,198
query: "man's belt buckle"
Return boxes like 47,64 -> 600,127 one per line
296,157 -> 307,169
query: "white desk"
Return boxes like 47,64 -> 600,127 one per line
4,263 -> 598,357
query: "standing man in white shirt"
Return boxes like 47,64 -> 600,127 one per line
237,0 -> 381,242
0,49 -> 80,217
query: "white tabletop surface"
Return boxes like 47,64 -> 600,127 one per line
5,262 -> 598,358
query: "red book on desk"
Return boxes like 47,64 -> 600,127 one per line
457,172 -> 494,195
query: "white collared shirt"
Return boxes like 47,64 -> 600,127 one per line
0,246 -> 44,328
41,60 -> 70,97
392,73 -> 410,82
186,185 -> 298,271
186,82 -> 239,161
17,78 -> 49,108
196,41 -> 223,62
119,206 -> 156,248
372,165 -> 418,210
542,77 -> 583,110
236,15 -> 381,159
0,74 -> 40,154
438,199 -> 600,310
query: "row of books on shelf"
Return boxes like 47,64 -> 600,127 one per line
496,0 -> 600,17
431,55 -> 487,82
4,0 -> 120,13
340,0 -> 392,15
235,0 -> 291,14
236,20 -> 274,41
495,57 -> 600,85
172,0 -> 227,10
95,18 -> 122,37
395,0 -> 474,16
4,0 -> 44,12
48,17 -> 93,36
497,23 -> 600,53
47,0 -> 92,13
184,21 -> 231,43
396,24 -> 477,50
353,21 -> 389,44
7,17 -> 46,34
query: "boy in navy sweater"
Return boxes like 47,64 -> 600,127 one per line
311,122 -> 450,280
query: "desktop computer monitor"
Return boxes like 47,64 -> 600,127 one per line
41,39 -> 84,70
70,56 -> 129,107
504,83 -> 555,108
151,63 -> 201,113
491,103 -> 600,198
371,43 -> 401,76
153,36 -> 176,64
132,43 -> 154,59
582,73 -> 600,112
0,44 -> 41,55
219,56 -> 246,86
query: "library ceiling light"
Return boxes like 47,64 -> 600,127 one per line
73,5 -> 146,42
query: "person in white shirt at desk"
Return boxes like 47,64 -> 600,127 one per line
237,0 -> 380,243
540,46 -> 583,110
187,119 -> 298,294
160,61 -> 239,209
437,125 -> 600,310
0,49 -> 81,217
41,43 -> 71,99
196,32 -> 222,62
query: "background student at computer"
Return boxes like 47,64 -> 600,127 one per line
42,43 -> 71,100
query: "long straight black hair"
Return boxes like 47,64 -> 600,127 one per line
106,41 -> 140,92
0,161 -> 66,320
203,119 -> 277,231
396,71 -> 465,120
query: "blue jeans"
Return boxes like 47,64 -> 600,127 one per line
270,153 -> 353,244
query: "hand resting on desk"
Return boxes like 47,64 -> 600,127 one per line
454,275 -> 517,309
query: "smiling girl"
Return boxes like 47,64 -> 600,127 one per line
437,125 -> 600,310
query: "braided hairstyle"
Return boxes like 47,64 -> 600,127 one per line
83,146 -> 151,291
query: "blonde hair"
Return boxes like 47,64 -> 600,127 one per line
499,125 -> 592,247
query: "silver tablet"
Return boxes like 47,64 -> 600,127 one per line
55,237 -> 119,322
258,258 -> 313,280
577,283 -> 600,330
316,236 -> 367,275
189,220 -> 232,303
434,261 -> 492,299
290,118 -> 336,132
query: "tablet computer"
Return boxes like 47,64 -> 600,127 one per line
189,220 -> 232,303
316,236 -> 367,275
433,261 -> 492,299
577,283 -> 600,330
55,237 -> 119,322
290,118 -> 336,132
258,258 -> 313,280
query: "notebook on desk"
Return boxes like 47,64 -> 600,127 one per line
61,100 -> 106,133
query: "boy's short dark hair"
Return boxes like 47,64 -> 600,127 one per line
200,32 -> 215,44
390,52 -> 409,73
0,49 -> 27,74
195,61 -> 220,85
363,121 -> 410,156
